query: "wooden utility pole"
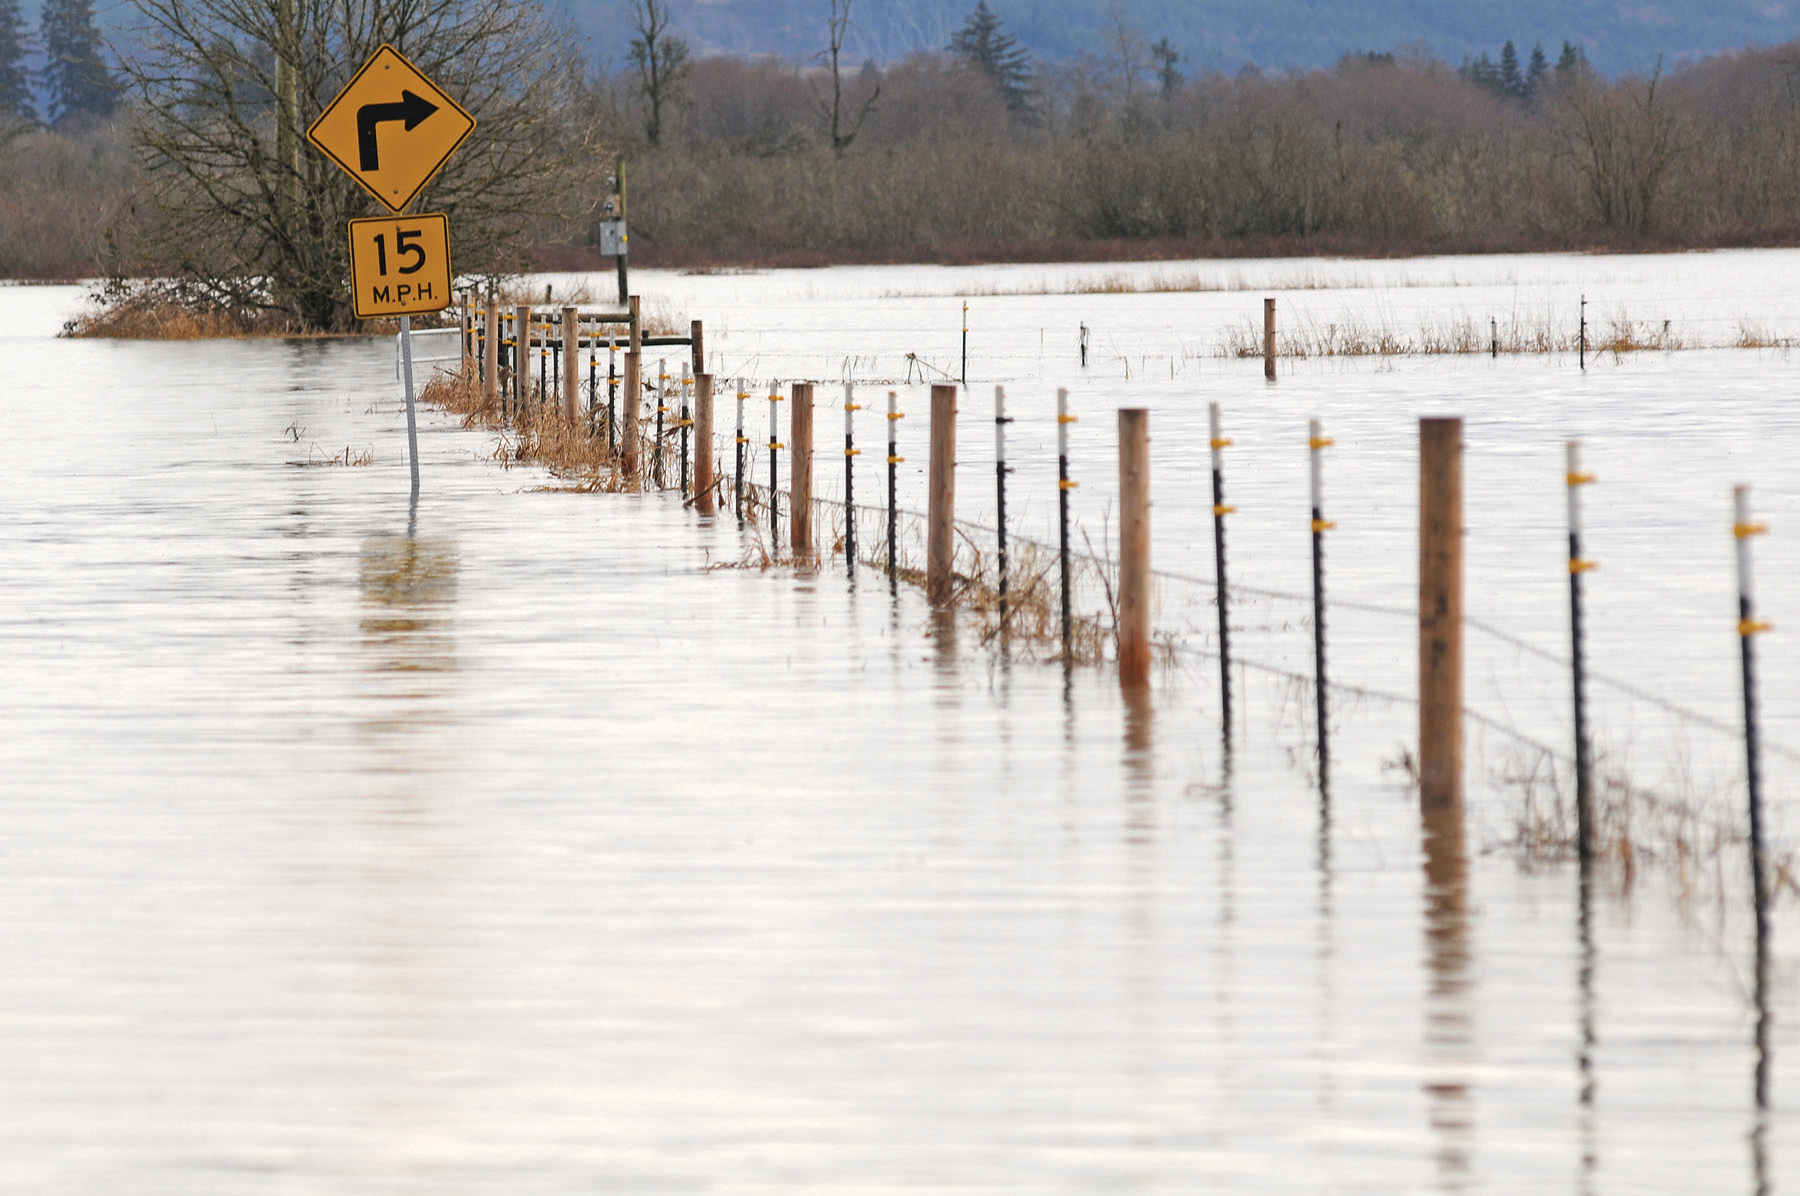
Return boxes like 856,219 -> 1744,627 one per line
1419,417 -> 1464,810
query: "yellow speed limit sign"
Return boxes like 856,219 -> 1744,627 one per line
347,213 -> 451,319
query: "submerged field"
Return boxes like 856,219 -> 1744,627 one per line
1,249 -> 1796,1190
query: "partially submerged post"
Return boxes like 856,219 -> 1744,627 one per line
1566,442 -> 1597,861
1419,417 -> 1464,811
1118,408 -> 1151,687
514,303 -> 532,409
1310,419 -> 1335,766
887,390 -> 902,584
621,352 -> 642,486
734,380 -> 747,519
1263,297 -> 1277,381
995,386 -> 1011,628
1210,402 -> 1234,726
927,383 -> 957,606
1734,486 -> 1771,950
694,374 -> 715,515
679,362 -> 692,498
482,297 -> 499,413
767,384 -> 783,541
560,306 -> 579,423
1057,388 -> 1076,656
843,382 -> 860,574
791,382 -> 814,561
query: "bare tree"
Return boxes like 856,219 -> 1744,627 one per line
1561,59 -> 1688,235
816,0 -> 877,154
628,0 -> 689,147
119,0 -> 601,331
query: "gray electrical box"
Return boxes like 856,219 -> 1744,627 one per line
598,220 -> 627,256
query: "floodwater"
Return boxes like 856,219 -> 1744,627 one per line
1,250 -> 1795,1192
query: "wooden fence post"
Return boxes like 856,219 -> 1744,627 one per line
628,294 -> 641,355
514,303 -> 532,409
1118,408 -> 1151,687
694,374 -> 715,515
482,297 -> 499,411
560,306 -> 579,423
690,319 -> 705,377
1263,297 -> 1277,380
927,383 -> 957,606
621,352 -> 641,486
1419,417 -> 1464,810
791,382 -> 813,560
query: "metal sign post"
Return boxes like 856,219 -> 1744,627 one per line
399,315 -> 419,497
309,46 -> 475,497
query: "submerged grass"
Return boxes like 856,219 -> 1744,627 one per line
1219,308 -> 1695,359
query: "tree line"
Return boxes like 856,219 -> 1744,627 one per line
592,1 -> 1800,263
11,0 -> 1800,326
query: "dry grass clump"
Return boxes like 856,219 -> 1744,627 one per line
64,276 -> 461,340
420,363 -> 620,485
1732,318 -> 1799,349
1494,738 -> 1798,903
1218,308 -> 1703,360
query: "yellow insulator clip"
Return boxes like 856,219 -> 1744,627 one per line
1569,558 -> 1598,574
736,436 -> 749,445
888,411 -> 905,420
1736,521 -> 1770,539
1740,618 -> 1774,637
1311,518 -> 1336,533
1567,471 -> 1597,487
679,418 -> 694,427
1309,437 -> 1334,450
1214,504 -> 1236,517
770,441 -> 785,450
845,448 -> 862,457
887,455 -> 905,464
656,405 -> 669,413
1058,413 -> 1078,424
845,403 -> 862,412
1211,437 -> 1233,450
1059,478 -> 1080,490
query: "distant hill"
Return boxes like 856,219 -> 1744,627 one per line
570,0 -> 1800,77
44,0 -> 1800,80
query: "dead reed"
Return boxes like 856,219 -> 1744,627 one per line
1217,308 -> 1702,359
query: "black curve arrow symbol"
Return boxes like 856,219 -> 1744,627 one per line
356,90 -> 439,170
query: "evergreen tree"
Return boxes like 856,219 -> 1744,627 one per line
0,0 -> 32,121
1525,42 -> 1548,97
1150,36 -> 1182,96
948,1 -> 1032,112
1459,52 -> 1500,95
41,0 -> 116,124
1555,40 -> 1589,76
1498,39 -> 1523,98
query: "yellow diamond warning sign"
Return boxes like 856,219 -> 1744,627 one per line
307,45 -> 475,213
347,213 -> 452,319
